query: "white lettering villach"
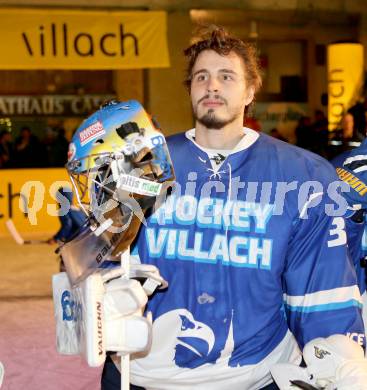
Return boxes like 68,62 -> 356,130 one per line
146,228 -> 273,269
21,23 -> 139,57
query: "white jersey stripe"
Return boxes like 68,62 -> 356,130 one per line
284,285 -> 362,309
344,154 -> 367,165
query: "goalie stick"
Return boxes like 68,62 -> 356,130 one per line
0,361 -> 3,388
5,219 -> 48,245
120,247 -> 130,390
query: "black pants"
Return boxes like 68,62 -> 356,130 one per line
101,356 -> 279,390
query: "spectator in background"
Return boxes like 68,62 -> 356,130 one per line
42,127 -> 56,166
311,109 -> 329,157
348,99 -> 367,139
243,115 -> 261,131
269,127 -> 287,142
14,126 -> 45,168
342,111 -> 355,142
328,110 -> 364,160
0,130 -> 14,168
50,127 -> 69,167
295,116 -> 312,150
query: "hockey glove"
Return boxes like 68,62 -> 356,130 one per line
53,264 -> 167,367
271,334 -> 367,390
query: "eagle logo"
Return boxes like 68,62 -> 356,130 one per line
137,309 -> 216,369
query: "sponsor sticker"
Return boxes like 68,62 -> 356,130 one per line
67,142 -> 76,161
118,174 -> 162,196
79,121 -> 105,146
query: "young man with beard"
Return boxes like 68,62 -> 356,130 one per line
101,26 -> 366,390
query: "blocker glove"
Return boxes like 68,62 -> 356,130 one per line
271,335 -> 367,390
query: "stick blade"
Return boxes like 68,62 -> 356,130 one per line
5,219 -> 25,245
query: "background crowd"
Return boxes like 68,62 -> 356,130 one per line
0,126 -> 69,168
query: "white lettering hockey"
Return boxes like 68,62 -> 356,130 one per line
150,195 -> 274,233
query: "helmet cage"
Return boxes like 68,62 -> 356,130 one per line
68,140 -> 173,230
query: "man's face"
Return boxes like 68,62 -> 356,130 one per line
21,129 -> 31,140
190,50 -> 254,130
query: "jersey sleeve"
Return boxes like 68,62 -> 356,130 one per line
345,216 -> 367,301
345,216 -> 365,264
130,241 -> 141,264
54,214 -> 73,241
283,191 -> 365,349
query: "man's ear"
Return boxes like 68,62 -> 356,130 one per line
245,86 -> 255,106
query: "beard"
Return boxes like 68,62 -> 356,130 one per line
193,95 -> 240,130
195,109 -> 238,130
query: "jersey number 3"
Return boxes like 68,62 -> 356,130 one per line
328,217 -> 347,247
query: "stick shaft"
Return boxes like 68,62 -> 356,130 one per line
121,248 -> 130,390
121,354 -> 130,390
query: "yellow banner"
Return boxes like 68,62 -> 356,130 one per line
327,43 -> 364,131
0,8 -> 169,69
0,168 -> 72,235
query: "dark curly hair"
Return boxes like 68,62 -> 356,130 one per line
183,25 -> 262,96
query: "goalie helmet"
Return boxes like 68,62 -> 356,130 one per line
61,100 -> 175,284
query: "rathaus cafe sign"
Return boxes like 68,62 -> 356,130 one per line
0,95 -> 115,116
0,8 -> 170,69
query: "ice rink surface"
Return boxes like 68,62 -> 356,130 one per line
0,236 -> 102,389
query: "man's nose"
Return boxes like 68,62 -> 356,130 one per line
207,76 -> 219,93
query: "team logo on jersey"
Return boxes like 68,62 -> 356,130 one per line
147,309 -> 215,369
314,346 -> 331,359
175,312 -> 215,367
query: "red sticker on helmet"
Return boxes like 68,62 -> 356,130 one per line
79,121 -> 105,146
67,142 -> 76,161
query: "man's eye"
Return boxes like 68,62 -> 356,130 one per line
195,74 -> 207,82
222,74 -> 233,81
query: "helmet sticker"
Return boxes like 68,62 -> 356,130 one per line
67,142 -> 76,161
79,121 -> 105,146
119,174 -> 162,197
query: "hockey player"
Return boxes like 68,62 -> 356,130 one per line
331,140 -> 367,341
101,26 -> 367,390
53,99 -> 175,379
47,186 -> 86,245
47,187 -> 87,271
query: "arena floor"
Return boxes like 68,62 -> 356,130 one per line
0,235 -> 102,389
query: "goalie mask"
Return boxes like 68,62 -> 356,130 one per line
61,100 -> 175,284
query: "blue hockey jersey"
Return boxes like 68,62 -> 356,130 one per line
129,128 -> 364,390
331,150 -> 367,349
330,150 -> 367,297
53,188 -> 86,242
